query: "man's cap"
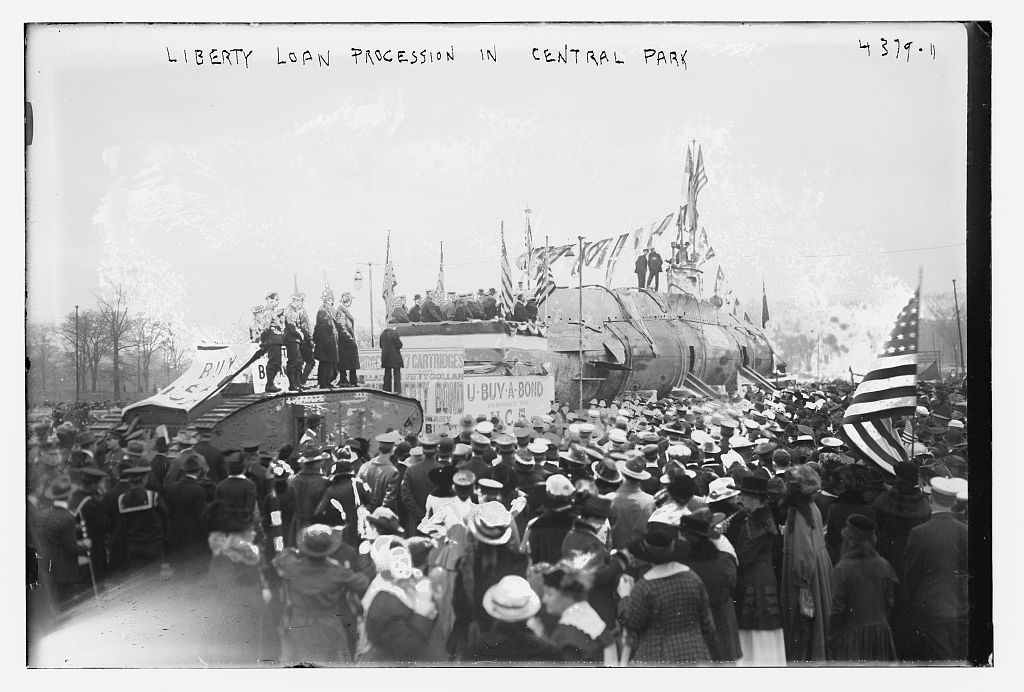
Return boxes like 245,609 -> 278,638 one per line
527,440 -> 548,455
419,434 -> 439,449
608,428 -> 628,444
470,432 -> 490,446
453,443 -> 472,457
375,430 -> 402,445
242,439 -> 261,452
475,421 -> 495,436
494,433 -> 517,449
544,474 -> 574,497
453,470 -> 476,487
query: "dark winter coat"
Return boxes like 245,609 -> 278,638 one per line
871,484 -> 931,576
215,476 -> 258,518
286,468 -> 329,545
313,305 -> 340,363
165,475 -> 208,553
829,550 -> 899,662
480,295 -> 498,319
467,621 -> 562,662
334,305 -> 360,370
420,297 -> 444,323
683,540 -> 742,661
379,328 -> 404,368
523,508 -> 577,565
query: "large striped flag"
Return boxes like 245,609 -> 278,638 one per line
524,214 -> 534,291
693,146 -> 709,200
533,263 -> 556,308
839,289 -> 921,475
435,242 -> 445,299
382,233 -> 397,312
500,225 -> 514,318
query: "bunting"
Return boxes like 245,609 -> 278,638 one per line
713,266 -> 726,303
604,233 -> 631,285
647,212 -> 675,249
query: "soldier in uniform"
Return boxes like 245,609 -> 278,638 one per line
248,305 -> 266,344
314,289 -> 340,389
68,467 -> 112,589
358,431 -> 401,513
420,290 -> 444,323
283,292 -> 313,392
35,476 -> 88,609
334,292 -> 360,386
260,292 -> 286,393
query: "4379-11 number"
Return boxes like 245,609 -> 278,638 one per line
858,39 -> 936,62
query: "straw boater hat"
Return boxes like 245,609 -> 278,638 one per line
483,575 -> 542,622
470,501 -> 514,545
707,476 -> 740,502
366,507 -> 403,535
820,437 -> 844,449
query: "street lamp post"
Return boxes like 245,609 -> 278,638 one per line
354,263 -> 376,347
74,305 -> 80,404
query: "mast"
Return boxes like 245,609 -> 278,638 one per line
577,234 -> 585,412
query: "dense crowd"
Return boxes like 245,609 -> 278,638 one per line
26,380 -> 969,666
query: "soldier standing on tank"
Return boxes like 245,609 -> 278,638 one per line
261,292 -> 285,393
335,292 -> 360,386
314,289 -> 340,389
283,292 -> 312,392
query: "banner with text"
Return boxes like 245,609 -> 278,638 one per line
463,375 -> 556,428
359,347 -> 465,434
248,346 -> 291,392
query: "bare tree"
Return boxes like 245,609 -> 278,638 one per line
26,321 -> 59,400
922,291 -> 968,369
129,315 -> 168,392
96,281 -> 134,397
58,308 -> 110,393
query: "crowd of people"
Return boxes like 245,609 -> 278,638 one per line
26,379 -> 969,666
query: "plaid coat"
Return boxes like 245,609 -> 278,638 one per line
622,565 -> 718,663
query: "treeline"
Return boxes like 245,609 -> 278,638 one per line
27,282 -> 193,402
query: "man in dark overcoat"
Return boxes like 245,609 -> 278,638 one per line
260,292 -> 285,393
164,452 -> 209,570
646,249 -> 664,291
408,294 -> 423,322
379,322 -> 404,394
903,477 -> 969,661
313,289 -> 340,388
420,290 -> 444,322
283,292 -> 311,391
214,451 -> 258,519
334,292 -> 360,386
634,249 -> 649,288
286,447 -> 329,546
481,288 -> 498,320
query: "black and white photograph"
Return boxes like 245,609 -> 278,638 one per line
20,14 -> 994,671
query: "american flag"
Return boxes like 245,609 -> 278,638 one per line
500,226 -> 514,318
693,146 -> 709,199
382,233 -> 397,312
435,242 -> 445,299
839,290 -> 920,475
533,263 -> 556,308
900,418 -> 921,456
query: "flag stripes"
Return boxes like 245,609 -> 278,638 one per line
500,228 -> 514,318
839,289 -> 921,475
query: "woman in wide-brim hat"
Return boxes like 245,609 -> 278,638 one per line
468,575 -> 561,663
732,475 -> 786,666
827,514 -> 899,662
271,524 -> 370,665
620,531 -> 720,664
678,510 -> 743,663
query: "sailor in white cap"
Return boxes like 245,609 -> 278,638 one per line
903,475 -> 969,660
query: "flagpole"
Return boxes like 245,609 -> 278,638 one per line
544,234 -> 550,324
524,206 -> 533,293
577,235 -> 585,412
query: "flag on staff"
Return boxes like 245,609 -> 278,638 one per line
694,227 -> 713,265
500,225 -> 514,318
839,289 -> 921,475
524,212 -> 534,291
900,418 -> 920,456
693,146 -> 709,199
435,242 -> 445,299
382,233 -> 397,311
761,278 -> 771,328
713,266 -> 726,303
533,263 -> 557,307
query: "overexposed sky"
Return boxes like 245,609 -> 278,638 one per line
26,22 -> 968,333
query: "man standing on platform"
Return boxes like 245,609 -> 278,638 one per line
379,322 -> 404,394
335,292 -> 361,386
314,289 -> 340,389
634,249 -> 649,289
646,248 -> 664,291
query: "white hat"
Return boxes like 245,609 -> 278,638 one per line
743,418 -> 760,430
475,421 -> 495,436
729,436 -> 754,449
929,476 -> 961,499
567,423 -> 581,436
721,449 -> 746,469
948,419 -> 965,430
544,474 -> 574,497
945,477 -> 968,501
588,409 -> 600,419
708,477 -> 741,502
666,444 -> 692,459
916,405 -> 931,416
483,575 -> 542,622
527,440 -> 548,455
820,437 -> 844,448
608,428 -> 628,444
579,423 -> 596,435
